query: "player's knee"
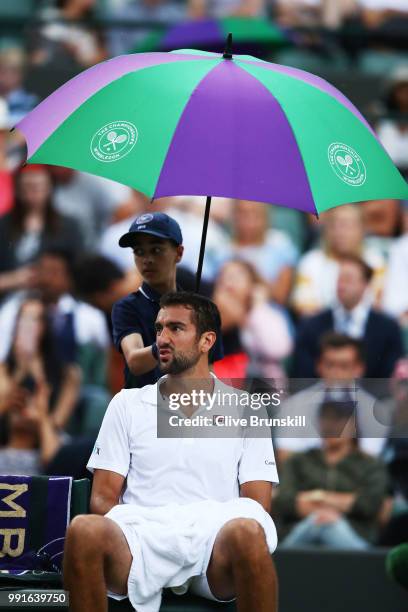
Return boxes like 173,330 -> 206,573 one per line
66,514 -> 108,558
224,518 -> 268,562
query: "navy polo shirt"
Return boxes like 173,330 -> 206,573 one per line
112,282 -> 224,389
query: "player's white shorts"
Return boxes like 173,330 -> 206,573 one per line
106,498 -> 278,609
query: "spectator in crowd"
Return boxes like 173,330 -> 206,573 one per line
376,66 -> 408,174
0,248 -> 110,428
107,0 -> 185,57
73,254 -> 137,394
112,212 -> 224,388
383,201 -> 408,350
0,47 -> 38,126
291,204 -> 385,316
0,377 -> 62,476
73,254 -> 135,325
359,0 -> 408,29
274,332 -> 389,461
213,259 -> 293,380
0,294 -> 80,432
293,255 -> 404,379
29,0 -> 106,70
275,0 -> 359,28
225,199 -> 298,306
0,97 -> 13,215
35,248 -> 111,391
0,165 -> 84,302
50,166 -> 133,249
275,399 -> 388,549
361,198 -> 402,259
275,0 -> 323,26
188,0 -> 266,18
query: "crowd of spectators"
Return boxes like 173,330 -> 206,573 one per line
0,0 -> 407,552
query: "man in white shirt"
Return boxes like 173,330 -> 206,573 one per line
63,292 -> 279,612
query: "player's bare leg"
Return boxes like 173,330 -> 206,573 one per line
206,518 -> 278,612
63,515 -> 132,612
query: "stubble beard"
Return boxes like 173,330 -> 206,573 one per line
159,349 -> 201,375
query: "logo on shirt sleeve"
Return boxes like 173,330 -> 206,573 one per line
93,445 -> 101,455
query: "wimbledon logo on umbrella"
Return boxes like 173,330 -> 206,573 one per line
328,142 -> 366,187
91,121 -> 138,163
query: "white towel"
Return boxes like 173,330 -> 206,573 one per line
106,497 -> 277,612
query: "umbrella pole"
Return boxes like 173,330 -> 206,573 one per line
195,196 -> 212,293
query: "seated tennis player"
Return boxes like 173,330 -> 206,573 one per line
63,292 -> 279,612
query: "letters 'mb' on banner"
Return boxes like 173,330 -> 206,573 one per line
0,476 -> 72,570
0,483 -> 28,559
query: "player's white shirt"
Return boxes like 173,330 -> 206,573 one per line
87,377 -> 279,508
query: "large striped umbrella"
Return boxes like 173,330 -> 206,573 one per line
132,16 -> 289,54
16,39 -> 408,289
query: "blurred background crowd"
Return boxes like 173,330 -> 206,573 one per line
0,0 -> 408,551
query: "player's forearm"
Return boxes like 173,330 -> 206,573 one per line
127,346 -> 158,376
240,482 -> 273,513
90,493 -> 119,516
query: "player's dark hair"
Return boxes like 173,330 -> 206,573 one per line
339,254 -> 373,283
159,292 -> 221,337
73,255 -> 124,296
319,332 -> 365,363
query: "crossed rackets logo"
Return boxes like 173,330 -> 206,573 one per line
91,120 -> 138,163
328,142 -> 366,187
